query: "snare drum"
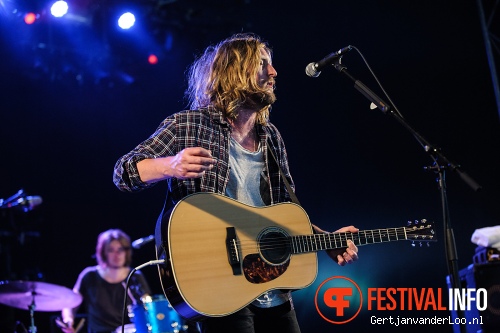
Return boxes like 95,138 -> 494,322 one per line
144,295 -> 184,333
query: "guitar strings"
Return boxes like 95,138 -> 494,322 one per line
232,227 -> 411,252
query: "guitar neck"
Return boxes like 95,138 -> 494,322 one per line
291,227 -> 408,254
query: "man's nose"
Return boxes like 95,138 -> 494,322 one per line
268,64 -> 277,77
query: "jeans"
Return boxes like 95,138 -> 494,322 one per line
198,300 -> 301,333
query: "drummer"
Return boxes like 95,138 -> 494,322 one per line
59,229 -> 152,333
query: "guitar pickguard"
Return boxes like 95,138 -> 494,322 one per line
242,254 -> 290,284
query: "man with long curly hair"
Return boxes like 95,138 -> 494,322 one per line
114,33 -> 359,333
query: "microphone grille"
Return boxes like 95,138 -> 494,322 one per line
305,63 -> 320,78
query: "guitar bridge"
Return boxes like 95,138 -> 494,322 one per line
226,227 -> 242,275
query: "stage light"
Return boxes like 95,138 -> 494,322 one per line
117,12 -> 135,30
24,12 -> 37,24
148,54 -> 158,65
50,1 -> 69,18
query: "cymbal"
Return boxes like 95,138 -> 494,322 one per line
0,280 -> 82,312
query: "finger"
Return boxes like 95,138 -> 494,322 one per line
342,250 -> 358,264
180,152 -> 216,169
182,154 -> 215,166
182,170 -> 206,179
334,225 -> 358,233
347,240 -> 358,252
186,147 -> 213,158
337,254 -> 346,266
347,248 -> 359,260
185,162 -> 212,173
197,157 -> 217,167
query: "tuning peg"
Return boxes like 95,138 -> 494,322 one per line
411,241 -> 416,247
421,218 -> 427,224
414,220 -> 419,225
407,220 -> 412,226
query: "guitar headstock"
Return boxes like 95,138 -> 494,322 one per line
405,219 -> 437,247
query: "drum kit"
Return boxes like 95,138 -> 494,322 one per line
0,281 -> 186,333
1,190 -> 186,333
116,294 -> 186,333
0,280 -> 83,333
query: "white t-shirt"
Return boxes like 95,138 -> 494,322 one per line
225,137 -> 291,308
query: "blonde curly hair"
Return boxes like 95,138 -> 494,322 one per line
185,33 -> 274,125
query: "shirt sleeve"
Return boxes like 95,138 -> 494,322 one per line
113,117 -> 177,192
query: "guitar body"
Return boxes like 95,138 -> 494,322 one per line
158,193 -> 317,320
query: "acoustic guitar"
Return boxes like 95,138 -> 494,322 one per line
156,192 -> 436,320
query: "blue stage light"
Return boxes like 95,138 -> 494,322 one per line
117,12 -> 135,30
50,1 -> 68,18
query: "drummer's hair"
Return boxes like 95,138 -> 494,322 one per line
96,229 -> 132,267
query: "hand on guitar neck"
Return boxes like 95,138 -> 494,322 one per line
313,225 -> 359,266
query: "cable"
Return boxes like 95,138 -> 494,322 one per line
120,259 -> 165,333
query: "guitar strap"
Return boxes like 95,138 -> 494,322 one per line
266,137 -> 301,206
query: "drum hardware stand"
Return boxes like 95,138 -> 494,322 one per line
28,292 -> 37,333
332,53 -> 482,333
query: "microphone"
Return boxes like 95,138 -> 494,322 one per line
2,196 -> 43,212
132,235 -> 154,249
305,45 -> 353,77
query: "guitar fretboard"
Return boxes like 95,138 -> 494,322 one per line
290,227 -> 407,254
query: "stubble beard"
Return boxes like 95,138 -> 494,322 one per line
246,89 -> 276,110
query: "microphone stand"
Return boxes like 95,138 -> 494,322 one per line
333,59 -> 481,333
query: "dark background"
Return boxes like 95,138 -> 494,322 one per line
1,0 -> 499,332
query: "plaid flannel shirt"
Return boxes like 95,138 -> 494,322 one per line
113,107 -> 295,211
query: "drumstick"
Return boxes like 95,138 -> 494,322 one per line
74,318 -> 85,333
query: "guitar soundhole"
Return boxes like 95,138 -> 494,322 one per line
241,228 -> 291,284
258,227 -> 291,265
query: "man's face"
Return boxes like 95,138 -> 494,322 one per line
251,48 -> 277,107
